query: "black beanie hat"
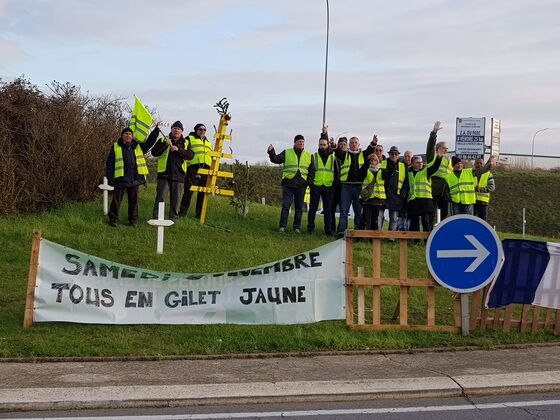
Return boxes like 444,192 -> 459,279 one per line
121,127 -> 133,136
171,120 -> 184,131
294,134 -> 304,142
193,123 -> 206,133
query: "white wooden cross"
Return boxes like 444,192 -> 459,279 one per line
147,202 -> 174,254
98,177 -> 114,215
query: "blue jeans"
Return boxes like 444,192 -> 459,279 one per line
307,185 -> 333,234
450,202 -> 474,216
338,184 -> 362,234
279,185 -> 306,229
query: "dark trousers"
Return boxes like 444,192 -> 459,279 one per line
109,186 -> 139,224
330,184 -> 342,232
450,202 -> 474,216
409,212 -> 433,232
433,194 -> 449,222
180,165 -> 208,218
153,178 -> 183,220
359,203 -> 382,230
279,185 -> 306,229
307,185 -> 333,234
474,203 -> 489,221
338,184 -> 362,234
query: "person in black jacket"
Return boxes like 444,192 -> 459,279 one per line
105,127 -> 158,227
150,121 -> 194,221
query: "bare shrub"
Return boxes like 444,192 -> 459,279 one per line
0,77 -> 127,214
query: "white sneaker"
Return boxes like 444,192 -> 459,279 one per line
279,227 -> 285,233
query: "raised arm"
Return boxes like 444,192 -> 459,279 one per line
425,121 -> 442,164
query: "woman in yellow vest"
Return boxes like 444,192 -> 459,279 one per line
105,127 -> 158,227
179,123 -> 213,219
359,153 -> 387,230
444,155 -> 495,216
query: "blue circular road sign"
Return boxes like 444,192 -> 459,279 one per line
426,215 -> 504,293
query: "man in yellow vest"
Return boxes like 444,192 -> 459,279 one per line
150,121 -> 193,221
105,127 -> 158,227
334,135 -> 377,238
179,123 -> 213,219
474,157 -> 496,221
425,121 -> 451,222
268,134 -> 315,233
406,122 -> 445,232
307,130 -> 337,235
444,155 -> 496,216
381,146 -> 407,231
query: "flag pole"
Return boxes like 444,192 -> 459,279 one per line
322,0 -> 330,127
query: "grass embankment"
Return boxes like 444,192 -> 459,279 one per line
1,185 -> 559,358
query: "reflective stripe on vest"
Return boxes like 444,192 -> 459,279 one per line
313,152 -> 335,187
340,152 -> 364,182
188,135 -> 212,166
282,148 -> 312,180
407,169 -> 432,201
114,142 -> 148,178
476,171 -> 491,203
381,160 -> 406,194
446,168 -> 476,204
157,138 -> 187,174
429,155 -> 452,178
362,169 -> 386,200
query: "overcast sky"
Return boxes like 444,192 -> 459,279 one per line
1,0 -> 559,163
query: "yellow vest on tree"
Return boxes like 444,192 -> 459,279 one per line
282,148 -> 312,180
407,169 -> 432,201
313,152 -> 335,187
188,135 -> 212,166
113,142 -> 148,178
446,168 -> 476,204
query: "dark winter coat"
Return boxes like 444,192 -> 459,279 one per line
105,133 -> 158,188
150,129 -> 194,183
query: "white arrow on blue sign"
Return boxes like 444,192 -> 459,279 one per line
426,215 -> 504,293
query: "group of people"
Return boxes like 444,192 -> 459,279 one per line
105,121 -> 213,226
268,121 -> 496,237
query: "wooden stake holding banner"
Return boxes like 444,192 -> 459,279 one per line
192,98 -> 235,224
23,230 -> 41,329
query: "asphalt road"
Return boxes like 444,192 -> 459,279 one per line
3,392 -> 560,419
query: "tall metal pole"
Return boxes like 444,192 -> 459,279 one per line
531,127 -> 548,169
322,0 -> 330,127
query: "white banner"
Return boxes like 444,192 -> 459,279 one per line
34,239 -> 346,325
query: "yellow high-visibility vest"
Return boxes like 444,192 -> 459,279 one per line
188,135 -> 212,166
340,152 -> 364,182
407,169 -> 432,201
313,152 -> 335,187
380,160 -> 406,194
113,142 -> 148,178
446,168 -> 476,205
476,172 -> 491,203
156,137 -> 187,174
429,155 -> 452,179
361,169 -> 386,200
283,148 -> 312,180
